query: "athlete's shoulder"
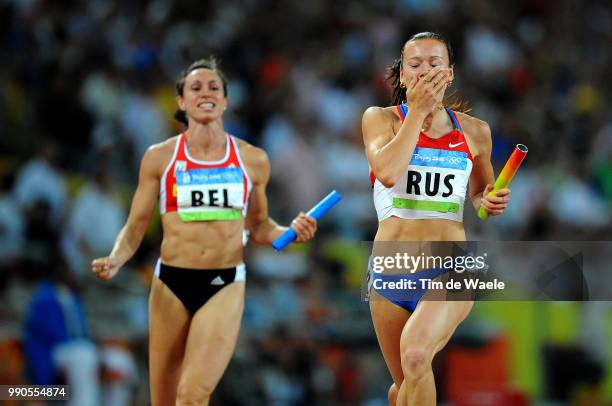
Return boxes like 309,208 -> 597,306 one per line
362,105 -> 398,122
145,135 -> 178,158
234,137 -> 269,171
454,111 -> 491,143
141,135 -> 180,174
234,137 -> 266,159
362,106 -> 399,142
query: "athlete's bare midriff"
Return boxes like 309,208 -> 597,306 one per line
372,218 -> 466,274
160,214 -> 244,269
375,217 -> 466,242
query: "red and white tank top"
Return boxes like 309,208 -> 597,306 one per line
160,132 -> 252,221
371,105 -> 473,223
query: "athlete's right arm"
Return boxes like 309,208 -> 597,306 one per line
362,106 -> 426,188
363,67 -> 449,187
92,146 -> 162,281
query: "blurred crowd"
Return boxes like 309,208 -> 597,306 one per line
0,0 -> 611,404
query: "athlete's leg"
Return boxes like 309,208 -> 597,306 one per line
370,290 -> 411,405
397,300 -> 473,406
148,277 -> 191,406
176,282 -> 245,406
388,383 -> 398,406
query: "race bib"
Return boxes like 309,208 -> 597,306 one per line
393,147 -> 471,213
175,167 -> 245,221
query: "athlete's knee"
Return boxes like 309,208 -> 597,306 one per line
176,377 -> 214,406
387,383 -> 398,406
400,345 -> 430,384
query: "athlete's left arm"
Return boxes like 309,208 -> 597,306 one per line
467,119 -> 511,216
243,145 -> 317,244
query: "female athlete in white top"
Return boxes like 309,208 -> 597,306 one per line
363,32 -> 511,406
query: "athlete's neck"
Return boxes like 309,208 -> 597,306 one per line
420,108 -> 452,138
185,120 -> 226,150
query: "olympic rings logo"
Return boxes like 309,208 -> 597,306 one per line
447,157 -> 462,164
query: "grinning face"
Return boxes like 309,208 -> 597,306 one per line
400,39 -> 454,90
177,68 -> 228,124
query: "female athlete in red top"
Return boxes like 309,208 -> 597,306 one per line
92,57 -> 317,405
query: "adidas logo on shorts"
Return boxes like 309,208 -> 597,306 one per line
210,276 -> 225,286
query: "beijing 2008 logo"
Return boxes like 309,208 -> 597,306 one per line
181,172 -> 191,184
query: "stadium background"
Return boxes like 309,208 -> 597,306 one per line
0,0 -> 611,404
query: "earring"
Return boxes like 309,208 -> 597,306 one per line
400,82 -> 406,89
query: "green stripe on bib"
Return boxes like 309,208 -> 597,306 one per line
392,197 -> 460,213
179,210 -> 242,221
